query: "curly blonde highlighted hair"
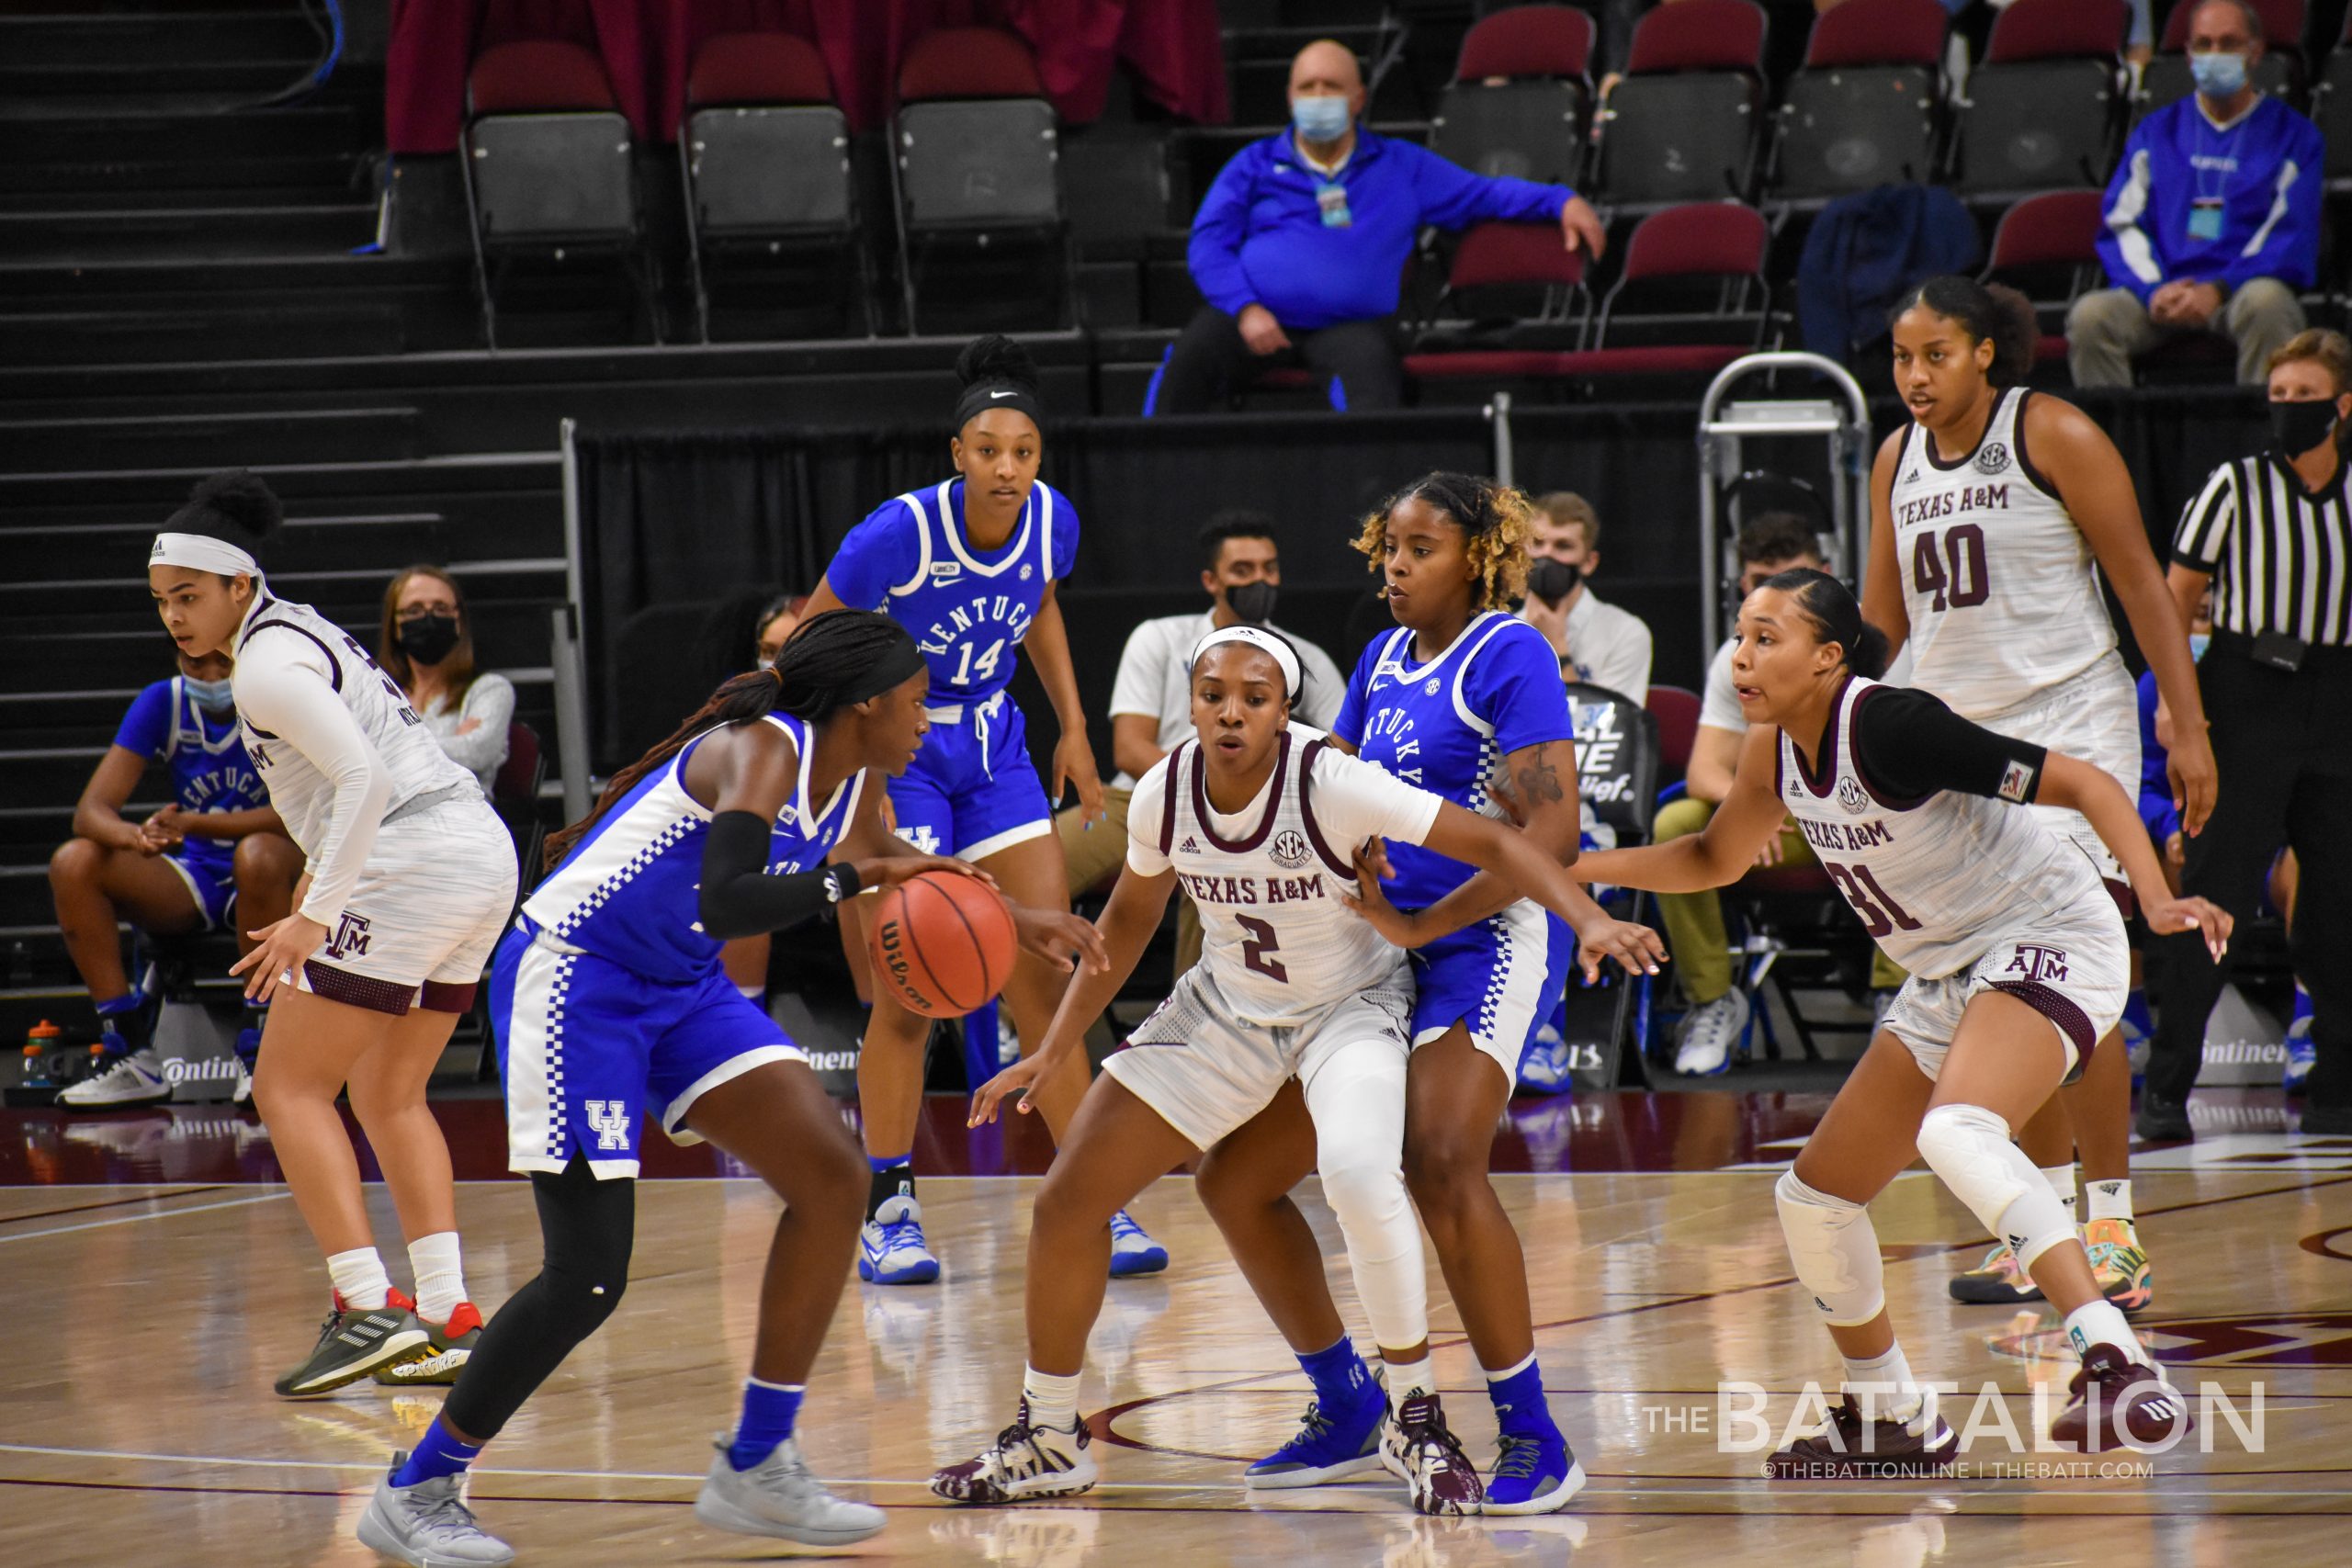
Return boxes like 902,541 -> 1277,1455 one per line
1352,472 -> 1537,610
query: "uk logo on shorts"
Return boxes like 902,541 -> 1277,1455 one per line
896,824 -> 943,854
585,1100 -> 631,1150
2005,943 -> 2069,984
325,910 -> 373,960
1271,829 -> 1311,870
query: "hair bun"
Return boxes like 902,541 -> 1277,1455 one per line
184,469 -> 284,542
955,333 -> 1038,391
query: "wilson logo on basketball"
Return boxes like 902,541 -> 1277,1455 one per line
876,919 -> 936,1013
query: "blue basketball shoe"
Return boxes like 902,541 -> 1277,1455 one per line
1106,1210 -> 1168,1278
858,1193 -> 941,1285
1244,1383 -> 1385,1489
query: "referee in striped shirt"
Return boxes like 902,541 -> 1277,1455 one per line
2144,329 -> 2352,1139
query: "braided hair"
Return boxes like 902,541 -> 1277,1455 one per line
1352,471 -> 1538,610
541,609 -> 922,871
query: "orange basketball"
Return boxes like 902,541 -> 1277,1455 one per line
866,870 -> 1018,1019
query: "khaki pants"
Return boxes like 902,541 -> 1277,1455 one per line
1055,786 -> 1202,977
2066,277 -> 2306,388
1650,795 -> 1902,1003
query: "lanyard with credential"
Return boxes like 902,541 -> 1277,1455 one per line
1300,147 -> 1352,228
2188,116 -> 2236,243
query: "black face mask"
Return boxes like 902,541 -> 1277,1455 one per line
2270,399 -> 2341,457
1226,581 -> 1279,626
1526,557 -> 1582,606
396,613 -> 460,666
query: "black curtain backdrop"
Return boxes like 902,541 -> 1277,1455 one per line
573,389 -> 2269,773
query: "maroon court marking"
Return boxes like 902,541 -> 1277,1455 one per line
0,1186 -> 225,1224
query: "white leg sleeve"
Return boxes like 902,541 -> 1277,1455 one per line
1301,1037 -> 1425,1353
1915,1102 -> 2075,1272
1774,1169 -> 1885,1328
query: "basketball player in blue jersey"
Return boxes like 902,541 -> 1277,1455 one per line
51,648 -> 301,1107
800,334 -> 1162,1283
1198,473 -> 1663,1514
355,611 -> 1107,1565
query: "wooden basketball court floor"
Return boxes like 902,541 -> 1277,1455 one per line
6,1091 -> 2351,1567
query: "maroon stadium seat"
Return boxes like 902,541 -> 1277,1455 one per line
1623,0 -> 1766,73
1981,190 -> 2105,366
898,25 -> 1049,104
2160,0 -> 2303,52
467,39 -> 617,115
1646,685 -> 1702,780
1804,0 -> 1949,68
686,31 -> 834,110
1984,0 -> 2129,64
1455,4 -> 1594,79
1406,223 -> 1589,382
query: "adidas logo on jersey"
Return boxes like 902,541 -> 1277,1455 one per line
1179,836 -> 1202,854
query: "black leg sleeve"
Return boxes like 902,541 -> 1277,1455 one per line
1153,305 -> 1255,414
1300,317 -> 1404,411
442,1156 -> 637,1442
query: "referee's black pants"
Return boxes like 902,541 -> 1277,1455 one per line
1150,306 -> 1403,414
2147,637 -> 2352,1109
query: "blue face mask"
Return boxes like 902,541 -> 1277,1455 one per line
1291,94 -> 1352,144
184,676 -> 234,714
2188,634 -> 2211,663
2189,51 -> 2248,98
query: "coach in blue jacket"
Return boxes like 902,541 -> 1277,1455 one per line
1149,39 -> 1605,415
2068,0 -> 2320,388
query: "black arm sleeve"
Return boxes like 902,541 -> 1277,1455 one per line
697,810 -> 836,940
1849,687 -> 2048,807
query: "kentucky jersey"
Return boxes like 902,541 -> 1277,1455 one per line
232,594 -> 476,863
1779,677 -> 2104,979
1126,725 -> 1442,1026
525,713 -> 866,984
825,478 -> 1079,708
1887,387 -> 2113,717
1333,611 -> 1574,909
113,677 -> 269,865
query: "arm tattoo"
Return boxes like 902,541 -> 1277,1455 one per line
1514,743 -> 1566,806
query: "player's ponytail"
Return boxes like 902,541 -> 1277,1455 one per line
160,469 -> 283,572
1758,567 -> 1891,679
952,333 -> 1045,431
540,611 -> 923,873
1890,276 -> 2038,389
1353,471 -> 1537,609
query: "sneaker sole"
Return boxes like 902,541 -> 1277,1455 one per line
858,1258 -> 941,1285
374,1346 -> 472,1385
355,1496 -> 517,1567
1949,1276 -> 2043,1304
1107,1251 -> 1169,1279
1243,1452 -> 1385,1489
1482,1458 -> 1587,1516
58,1086 -> 172,1109
693,1485 -> 886,1546
276,1325 -> 430,1398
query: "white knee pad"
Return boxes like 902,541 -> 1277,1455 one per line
1915,1102 -> 2074,1271
1318,1149 -> 1425,1352
1774,1169 -> 1884,1328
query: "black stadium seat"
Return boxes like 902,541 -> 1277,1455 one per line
1951,0 -> 2128,199
1769,0 -> 1949,203
1588,0 -> 1767,209
1430,5 -> 1593,189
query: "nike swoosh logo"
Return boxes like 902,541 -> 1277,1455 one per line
989,389 -> 1019,399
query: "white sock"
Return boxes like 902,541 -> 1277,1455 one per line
327,1246 -> 391,1311
1021,1366 -> 1083,1435
1840,1342 -> 1922,1422
407,1231 -> 467,1325
2086,1178 -> 2133,1224
2064,1299 -> 2146,1365
2041,1164 -> 2077,1223
1383,1356 -> 1434,1410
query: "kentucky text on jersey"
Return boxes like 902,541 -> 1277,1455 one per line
913,593 -> 1035,664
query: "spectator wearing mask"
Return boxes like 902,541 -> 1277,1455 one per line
1056,511 -> 1345,975
381,566 -> 514,795
1152,38 -> 1606,415
2144,328 -> 2352,1137
1517,491 -> 1653,705
2068,0 -> 2321,389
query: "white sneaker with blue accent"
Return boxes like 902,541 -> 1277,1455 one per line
695,1435 -> 886,1546
1106,1210 -> 1168,1277
58,1045 -> 170,1108
1517,1026 -> 1575,1095
356,1459 -> 515,1565
859,1192 -> 941,1285
1674,990 -> 1748,1077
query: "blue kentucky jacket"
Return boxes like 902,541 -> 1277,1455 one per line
1187,126 -> 1575,331
2097,95 -> 2323,302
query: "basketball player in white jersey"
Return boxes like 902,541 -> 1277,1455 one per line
1866,276 -> 2215,1315
146,473 -> 518,1397
1570,570 -> 2224,1461
930,627 -> 1657,1515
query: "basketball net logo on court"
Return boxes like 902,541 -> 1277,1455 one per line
323,910 -> 372,961
584,1100 -> 630,1151
2004,942 -> 2069,984
1270,829 -> 1311,870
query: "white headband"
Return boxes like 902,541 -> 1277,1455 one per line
1192,625 -> 1301,698
150,532 -> 261,581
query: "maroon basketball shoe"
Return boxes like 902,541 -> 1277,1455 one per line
2048,1344 -> 2193,1451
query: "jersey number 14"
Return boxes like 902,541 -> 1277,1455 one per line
952,638 -> 1006,685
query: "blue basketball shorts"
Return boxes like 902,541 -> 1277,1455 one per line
1407,898 -> 1573,1082
161,846 -> 238,931
491,920 -> 807,1179
888,691 -> 1053,863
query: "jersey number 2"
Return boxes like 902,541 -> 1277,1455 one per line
1910,524 -> 1989,612
1825,863 -> 1922,939
1237,915 -> 1289,983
